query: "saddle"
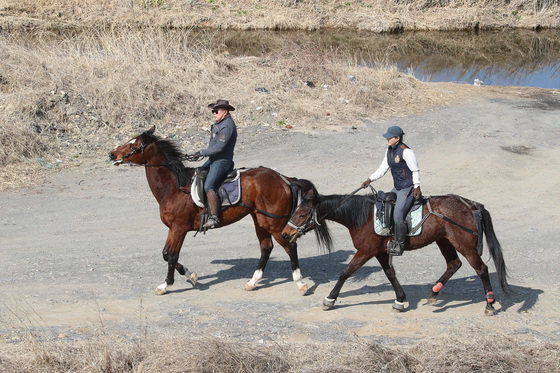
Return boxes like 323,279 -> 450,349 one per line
190,167 -> 243,208
373,190 -> 424,237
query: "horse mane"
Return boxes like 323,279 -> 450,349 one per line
143,130 -> 194,187
318,194 -> 373,229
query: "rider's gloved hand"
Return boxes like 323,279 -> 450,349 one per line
361,178 -> 371,189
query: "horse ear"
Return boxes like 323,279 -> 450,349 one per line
147,125 -> 156,135
304,189 -> 315,200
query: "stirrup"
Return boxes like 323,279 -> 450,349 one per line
388,240 -> 404,256
202,215 -> 219,229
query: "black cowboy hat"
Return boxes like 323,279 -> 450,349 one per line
208,99 -> 235,111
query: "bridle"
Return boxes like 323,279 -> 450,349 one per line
118,142 -> 149,165
114,139 -> 193,167
286,200 -> 321,238
286,186 -> 375,240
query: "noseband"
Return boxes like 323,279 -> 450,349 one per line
286,203 -> 320,237
120,142 -> 149,164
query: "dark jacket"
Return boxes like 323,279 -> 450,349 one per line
200,115 -> 237,162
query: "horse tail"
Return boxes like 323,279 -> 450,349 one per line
481,206 -> 510,294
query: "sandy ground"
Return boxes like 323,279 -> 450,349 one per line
1,86 -> 560,347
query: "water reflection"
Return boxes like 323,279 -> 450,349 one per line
215,29 -> 560,88
4,28 -> 559,88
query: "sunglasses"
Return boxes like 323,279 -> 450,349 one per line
211,109 -> 219,114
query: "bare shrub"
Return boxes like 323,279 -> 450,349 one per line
0,332 -> 558,372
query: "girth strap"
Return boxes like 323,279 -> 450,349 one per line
237,202 -> 291,219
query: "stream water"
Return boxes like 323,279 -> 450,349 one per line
5,27 -> 560,88
215,29 -> 560,88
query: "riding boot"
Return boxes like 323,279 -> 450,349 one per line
203,189 -> 220,229
389,222 -> 407,256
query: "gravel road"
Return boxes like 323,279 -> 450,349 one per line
1,89 -> 559,347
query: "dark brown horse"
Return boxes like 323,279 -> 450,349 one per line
281,181 -> 509,315
109,126 -> 323,295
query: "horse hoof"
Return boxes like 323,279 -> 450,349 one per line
244,282 -> 257,291
322,298 -> 335,310
426,297 -> 438,305
189,272 -> 198,287
154,287 -> 167,295
485,307 -> 497,316
298,283 -> 308,296
392,301 -> 406,312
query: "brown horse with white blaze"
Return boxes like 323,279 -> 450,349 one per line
281,180 -> 510,315
109,126 -> 321,295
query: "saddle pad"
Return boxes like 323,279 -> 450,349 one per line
191,170 -> 242,208
374,203 -> 423,237
218,177 -> 242,206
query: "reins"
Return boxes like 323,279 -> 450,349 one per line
291,185 -> 479,240
287,186 -> 366,238
123,144 -> 300,220
316,186 -> 365,223
120,141 -> 195,168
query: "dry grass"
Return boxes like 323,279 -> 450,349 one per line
0,1 -> 558,190
0,331 -> 558,372
0,28 -> 450,191
1,0 -> 559,33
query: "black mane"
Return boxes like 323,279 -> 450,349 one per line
143,131 -> 194,187
318,194 -> 374,228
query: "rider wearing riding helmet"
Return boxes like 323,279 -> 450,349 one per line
361,125 -> 422,256
191,99 -> 238,229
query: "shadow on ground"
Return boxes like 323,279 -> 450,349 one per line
188,249 -> 542,314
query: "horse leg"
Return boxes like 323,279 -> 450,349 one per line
155,228 -> 189,295
376,254 -> 407,311
463,251 -> 497,316
427,239 -> 462,304
323,250 -> 373,310
245,222 -> 273,291
174,262 -> 198,287
273,232 -> 308,295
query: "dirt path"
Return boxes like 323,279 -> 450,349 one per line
1,88 -> 559,346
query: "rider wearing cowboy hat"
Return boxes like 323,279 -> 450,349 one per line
361,125 -> 422,256
192,99 -> 238,229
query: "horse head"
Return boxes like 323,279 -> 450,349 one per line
282,189 -> 317,242
109,126 -> 157,166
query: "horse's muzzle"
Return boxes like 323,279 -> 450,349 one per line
282,232 -> 296,243
109,152 -> 122,166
